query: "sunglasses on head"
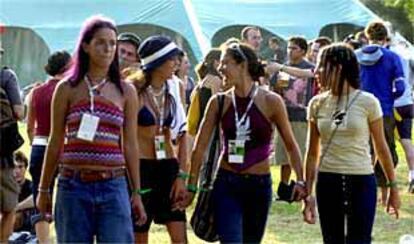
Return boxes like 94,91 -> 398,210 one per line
228,43 -> 247,61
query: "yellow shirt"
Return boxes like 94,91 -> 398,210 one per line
307,90 -> 383,175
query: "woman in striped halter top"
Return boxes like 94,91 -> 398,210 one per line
36,15 -> 146,243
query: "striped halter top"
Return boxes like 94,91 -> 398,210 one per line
60,96 -> 125,167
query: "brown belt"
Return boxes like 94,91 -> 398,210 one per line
59,167 -> 126,183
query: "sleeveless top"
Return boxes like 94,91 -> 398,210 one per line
60,96 -> 125,167
221,95 -> 273,171
32,79 -> 59,137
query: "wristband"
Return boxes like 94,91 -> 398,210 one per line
187,184 -> 198,193
280,64 -> 286,72
386,180 -> 398,188
296,180 -> 306,187
177,170 -> 191,180
133,188 -> 152,195
38,188 -> 50,193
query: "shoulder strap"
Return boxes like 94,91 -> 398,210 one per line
318,90 -> 362,166
202,94 -> 225,187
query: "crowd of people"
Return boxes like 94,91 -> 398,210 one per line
0,15 -> 413,243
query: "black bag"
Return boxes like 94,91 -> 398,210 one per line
0,78 -> 24,156
190,94 -> 224,242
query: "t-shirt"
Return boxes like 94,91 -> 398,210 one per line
0,67 -> 22,106
282,60 -> 315,121
18,179 -> 33,202
167,76 -> 187,140
307,90 -> 383,175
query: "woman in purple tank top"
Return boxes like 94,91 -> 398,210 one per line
184,41 -> 307,243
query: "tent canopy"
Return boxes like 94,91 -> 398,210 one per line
0,0 -> 383,85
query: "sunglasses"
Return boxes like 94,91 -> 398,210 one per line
228,43 -> 247,61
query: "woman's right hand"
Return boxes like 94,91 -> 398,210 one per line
36,191 -> 52,215
302,195 -> 317,224
386,187 -> 401,219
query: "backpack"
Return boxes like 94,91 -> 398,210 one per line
0,68 -> 24,156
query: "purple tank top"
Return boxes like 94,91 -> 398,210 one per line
221,95 -> 273,171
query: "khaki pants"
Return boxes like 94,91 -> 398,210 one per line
274,121 -> 307,165
0,166 -> 20,212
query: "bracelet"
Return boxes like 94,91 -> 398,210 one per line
38,188 -> 50,193
133,188 -> 152,195
177,170 -> 191,180
187,184 -> 198,193
296,180 -> 306,187
386,180 -> 398,188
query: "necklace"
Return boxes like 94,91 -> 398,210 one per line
148,84 -> 165,97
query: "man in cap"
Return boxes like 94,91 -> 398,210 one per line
118,32 -> 141,78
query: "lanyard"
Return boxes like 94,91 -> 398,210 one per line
148,85 -> 166,133
231,84 -> 258,128
84,75 -> 106,113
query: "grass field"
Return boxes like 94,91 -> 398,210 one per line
17,123 -> 414,243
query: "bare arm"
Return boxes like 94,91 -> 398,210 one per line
267,62 -> 314,78
369,118 -> 401,218
188,95 -> 220,186
16,195 -> 34,211
123,84 -> 141,191
177,133 -> 188,172
304,120 -> 320,195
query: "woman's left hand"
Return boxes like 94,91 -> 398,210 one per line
170,178 -> 188,211
386,187 -> 401,219
131,194 -> 147,226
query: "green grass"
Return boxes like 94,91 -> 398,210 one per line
17,123 -> 414,243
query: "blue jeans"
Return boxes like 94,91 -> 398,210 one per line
55,176 -> 133,243
212,169 -> 272,243
316,172 -> 377,244
29,145 -> 55,224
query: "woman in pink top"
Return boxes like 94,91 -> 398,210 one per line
36,15 -> 146,243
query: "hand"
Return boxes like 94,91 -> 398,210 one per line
291,183 -> 307,202
302,195 -> 317,224
131,194 -> 147,226
386,187 -> 401,219
170,178 -> 188,212
36,191 -> 52,215
182,191 -> 196,208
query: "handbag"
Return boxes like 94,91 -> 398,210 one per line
190,94 -> 224,242
0,75 -> 24,156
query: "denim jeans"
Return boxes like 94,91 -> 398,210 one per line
55,175 -> 133,243
212,169 -> 272,244
29,145 -> 56,224
316,172 -> 377,244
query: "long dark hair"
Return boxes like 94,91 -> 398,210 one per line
68,15 -> 122,93
317,43 -> 360,104
195,48 -> 221,80
224,43 -> 265,82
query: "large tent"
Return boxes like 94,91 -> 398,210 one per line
0,0 -> 398,86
